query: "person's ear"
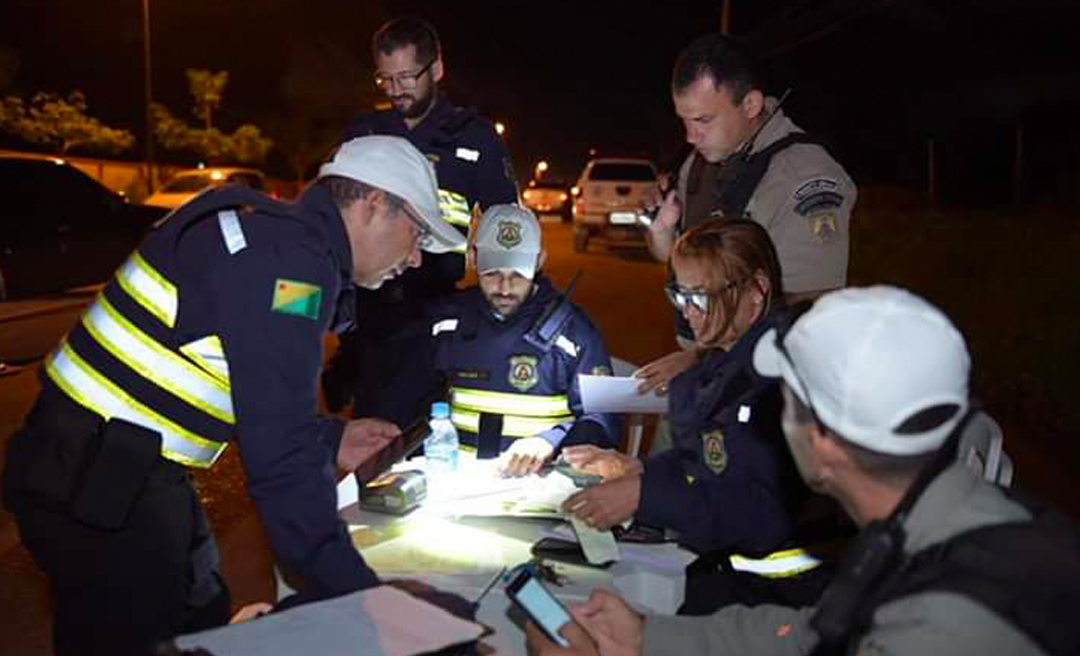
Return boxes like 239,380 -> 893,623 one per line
751,270 -> 770,306
741,89 -> 766,122
431,56 -> 445,84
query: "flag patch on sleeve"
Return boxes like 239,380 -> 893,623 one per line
271,279 -> 322,320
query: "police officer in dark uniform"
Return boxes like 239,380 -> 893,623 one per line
379,205 -> 620,476
323,16 -> 519,418
1,136 -> 465,656
564,221 -> 826,612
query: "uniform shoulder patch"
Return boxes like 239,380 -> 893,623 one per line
508,354 -> 539,392
271,279 -> 322,320
701,429 -> 728,474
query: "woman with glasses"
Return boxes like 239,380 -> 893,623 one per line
563,220 -> 824,612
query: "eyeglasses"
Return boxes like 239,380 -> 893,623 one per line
664,278 -> 740,314
374,60 -> 435,90
399,206 -> 433,251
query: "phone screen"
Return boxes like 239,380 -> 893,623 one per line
507,571 -> 572,647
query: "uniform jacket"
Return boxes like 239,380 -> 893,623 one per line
38,183 -> 378,604
641,462 -> 1048,656
637,311 -> 805,554
344,95 -> 518,295
676,100 -> 857,295
424,277 -> 621,455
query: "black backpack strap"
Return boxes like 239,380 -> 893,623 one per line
717,132 -> 823,220
868,500 -> 1080,656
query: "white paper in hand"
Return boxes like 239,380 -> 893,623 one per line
578,375 -> 668,414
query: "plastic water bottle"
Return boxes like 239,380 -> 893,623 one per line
424,401 -> 460,480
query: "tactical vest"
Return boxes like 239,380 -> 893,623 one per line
44,186 -> 312,468
812,492 -> 1080,656
681,132 -> 823,228
436,289 -> 579,458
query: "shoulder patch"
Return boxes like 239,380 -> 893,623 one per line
794,190 -> 845,217
271,279 -> 322,320
808,213 -> 839,244
793,177 -> 839,201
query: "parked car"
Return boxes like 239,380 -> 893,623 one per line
0,156 -> 166,301
570,157 -> 657,252
522,178 -> 571,221
144,166 -> 266,209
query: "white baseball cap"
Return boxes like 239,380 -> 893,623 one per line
753,286 -> 971,455
318,136 -> 465,254
474,204 -> 542,278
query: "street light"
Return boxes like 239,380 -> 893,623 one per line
142,0 -> 155,193
494,121 -> 506,136
534,160 -> 548,180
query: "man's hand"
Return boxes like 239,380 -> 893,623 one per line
500,437 -> 555,477
572,589 -> 644,656
339,418 -> 403,484
525,619 -> 599,656
634,349 -> 699,396
562,475 -> 642,530
561,445 -> 642,482
648,188 -> 681,233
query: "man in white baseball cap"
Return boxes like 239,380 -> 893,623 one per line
318,135 -> 465,288
525,285 -> 1080,656
372,204 -> 621,477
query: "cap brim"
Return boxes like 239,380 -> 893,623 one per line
414,206 -> 467,255
476,248 -> 538,278
752,327 -> 784,379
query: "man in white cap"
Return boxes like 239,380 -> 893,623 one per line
525,286 -> 1080,656
2,135 -> 464,655
381,204 -> 620,476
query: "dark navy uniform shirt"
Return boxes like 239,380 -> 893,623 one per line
637,311 -> 806,554
418,277 -> 621,454
344,95 -> 518,295
84,184 -> 377,604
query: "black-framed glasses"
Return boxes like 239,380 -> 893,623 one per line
664,278 -> 740,314
374,60 -> 435,90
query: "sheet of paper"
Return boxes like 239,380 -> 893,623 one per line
578,374 -> 668,414
175,585 -> 484,656
569,516 -> 620,565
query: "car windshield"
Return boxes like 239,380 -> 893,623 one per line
161,174 -> 214,193
588,163 -> 656,182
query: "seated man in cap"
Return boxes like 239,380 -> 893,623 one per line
381,204 -> 621,475
525,285 -> 1080,656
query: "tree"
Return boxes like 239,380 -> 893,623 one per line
151,70 -> 272,165
186,69 -> 228,129
0,91 -> 134,155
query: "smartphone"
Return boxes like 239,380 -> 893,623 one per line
505,568 -> 573,648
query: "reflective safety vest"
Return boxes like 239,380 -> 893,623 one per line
44,187 -> 294,468
449,386 -> 573,439
728,548 -> 823,578
438,188 -> 472,235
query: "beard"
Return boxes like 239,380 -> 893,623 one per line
393,86 -> 436,120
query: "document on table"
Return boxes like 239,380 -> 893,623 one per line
578,374 -> 668,414
174,585 -> 484,656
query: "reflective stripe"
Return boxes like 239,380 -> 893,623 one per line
116,252 -> 178,328
450,408 -> 568,439
432,318 -> 459,336
180,335 -> 230,384
451,387 -> 570,418
81,296 -> 235,424
555,335 -> 579,358
45,343 -> 227,468
729,548 -> 822,578
455,147 -> 480,162
438,189 -> 471,227
217,210 -> 247,255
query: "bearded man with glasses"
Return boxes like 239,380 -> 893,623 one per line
323,16 -> 519,423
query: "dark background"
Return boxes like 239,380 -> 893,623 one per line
2,0 -> 1080,204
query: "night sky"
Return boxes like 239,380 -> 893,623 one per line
2,0 -> 1079,193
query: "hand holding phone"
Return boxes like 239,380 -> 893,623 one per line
505,568 -> 573,648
